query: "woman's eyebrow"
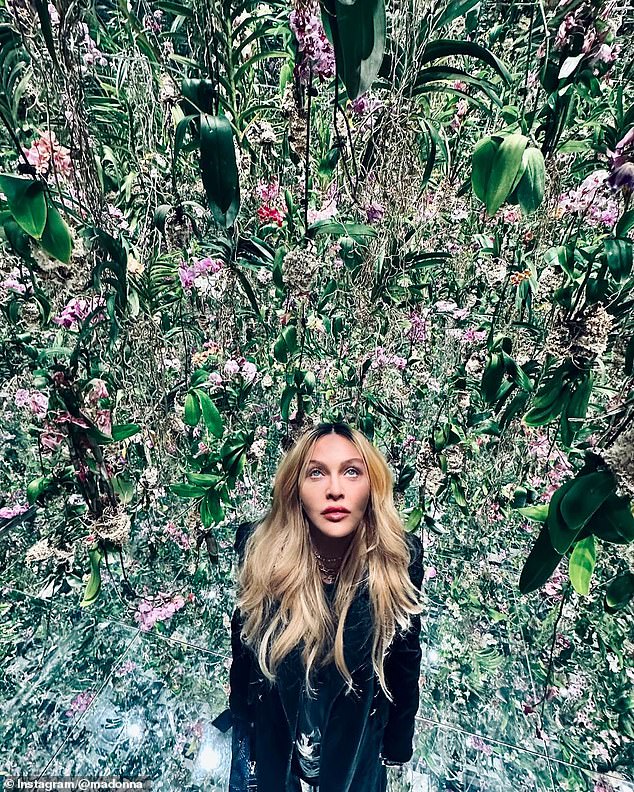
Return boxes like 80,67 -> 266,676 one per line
307,458 -> 365,467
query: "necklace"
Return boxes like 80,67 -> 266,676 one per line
312,546 -> 345,583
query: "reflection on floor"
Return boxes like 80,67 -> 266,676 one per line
1,539 -> 632,792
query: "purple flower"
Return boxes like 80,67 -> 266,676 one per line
53,297 -> 106,329
365,201 -> 385,224
66,690 -> 97,718
0,502 -> 29,520
289,3 -> 335,84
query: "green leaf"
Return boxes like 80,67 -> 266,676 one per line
586,492 -> 634,545
519,521 -> 563,595
516,147 -> 545,215
604,238 -> 633,281
569,535 -> 596,596
471,137 -> 499,203
112,474 -> 135,504
561,372 -> 592,446
306,219 -> 378,239
26,475 -> 52,505
195,389 -> 224,438
170,483 -> 206,498
558,470 -> 616,546
480,351 -> 504,403
434,0 -> 480,30
280,384 -> 296,421
605,572 -> 634,612
420,38 -> 512,84
80,547 -> 103,607
33,0 -> 61,72
200,113 -> 240,228
40,200 -> 72,263
322,0 -> 387,101
201,489 -> 224,525
181,78 -> 216,113
485,133 -> 528,216
0,175 -> 47,238
184,391 -> 201,426
615,210 -> 634,239
186,471 -> 220,487
110,423 -> 141,441
517,503 -> 549,522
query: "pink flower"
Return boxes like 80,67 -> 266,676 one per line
350,94 -> 383,116
95,409 -> 112,435
256,180 -> 280,203
462,328 -> 487,343
65,690 -> 97,718
289,2 -> 335,84
24,131 -> 72,179
407,310 -> 430,343
0,502 -> 29,520
467,735 -> 493,755
40,424 -> 65,451
1,268 -> 28,294
307,201 -> 337,224
134,590 -> 187,631
53,297 -> 106,330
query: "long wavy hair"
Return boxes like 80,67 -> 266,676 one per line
235,422 -> 423,703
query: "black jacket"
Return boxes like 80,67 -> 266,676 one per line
228,520 -> 424,792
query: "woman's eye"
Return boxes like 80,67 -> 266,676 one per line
309,467 -> 360,477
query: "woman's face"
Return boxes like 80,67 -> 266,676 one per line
299,433 -> 371,544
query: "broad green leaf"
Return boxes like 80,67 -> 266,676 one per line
420,39 -> 512,84
0,175 -> 47,238
517,503 -> 549,522
485,133 -> 528,216
516,147 -> 545,215
519,522 -> 563,595
605,572 -> 634,612
587,492 -> 634,544
200,113 -> 240,228
434,0 -> 480,30
306,219 -> 378,239
80,547 -> 103,607
569,535 -> 596,596
170,483 -> 206,498
184,391 -> 201,426
604,238 -> 633,281
40,200 -> 72,263
112,474 -> 135,504
26,475 -> 51,504
186,471 -> 220,487
471,137 -> 499,203
195,389 -> 224,438
559,470 -> 615,541
322,0 -> 386,101
110,423 -> 141,441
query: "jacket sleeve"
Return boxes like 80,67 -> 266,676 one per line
228,520 -> 258,724
381,532 -> 424,763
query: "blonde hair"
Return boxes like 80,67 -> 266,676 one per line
235,422 -> 423,703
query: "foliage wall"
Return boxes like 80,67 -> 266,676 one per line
0,0 -> 633,788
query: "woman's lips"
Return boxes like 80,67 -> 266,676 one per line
323,512 -> 349,521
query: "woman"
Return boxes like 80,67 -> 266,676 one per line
227,421 -> 424,791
